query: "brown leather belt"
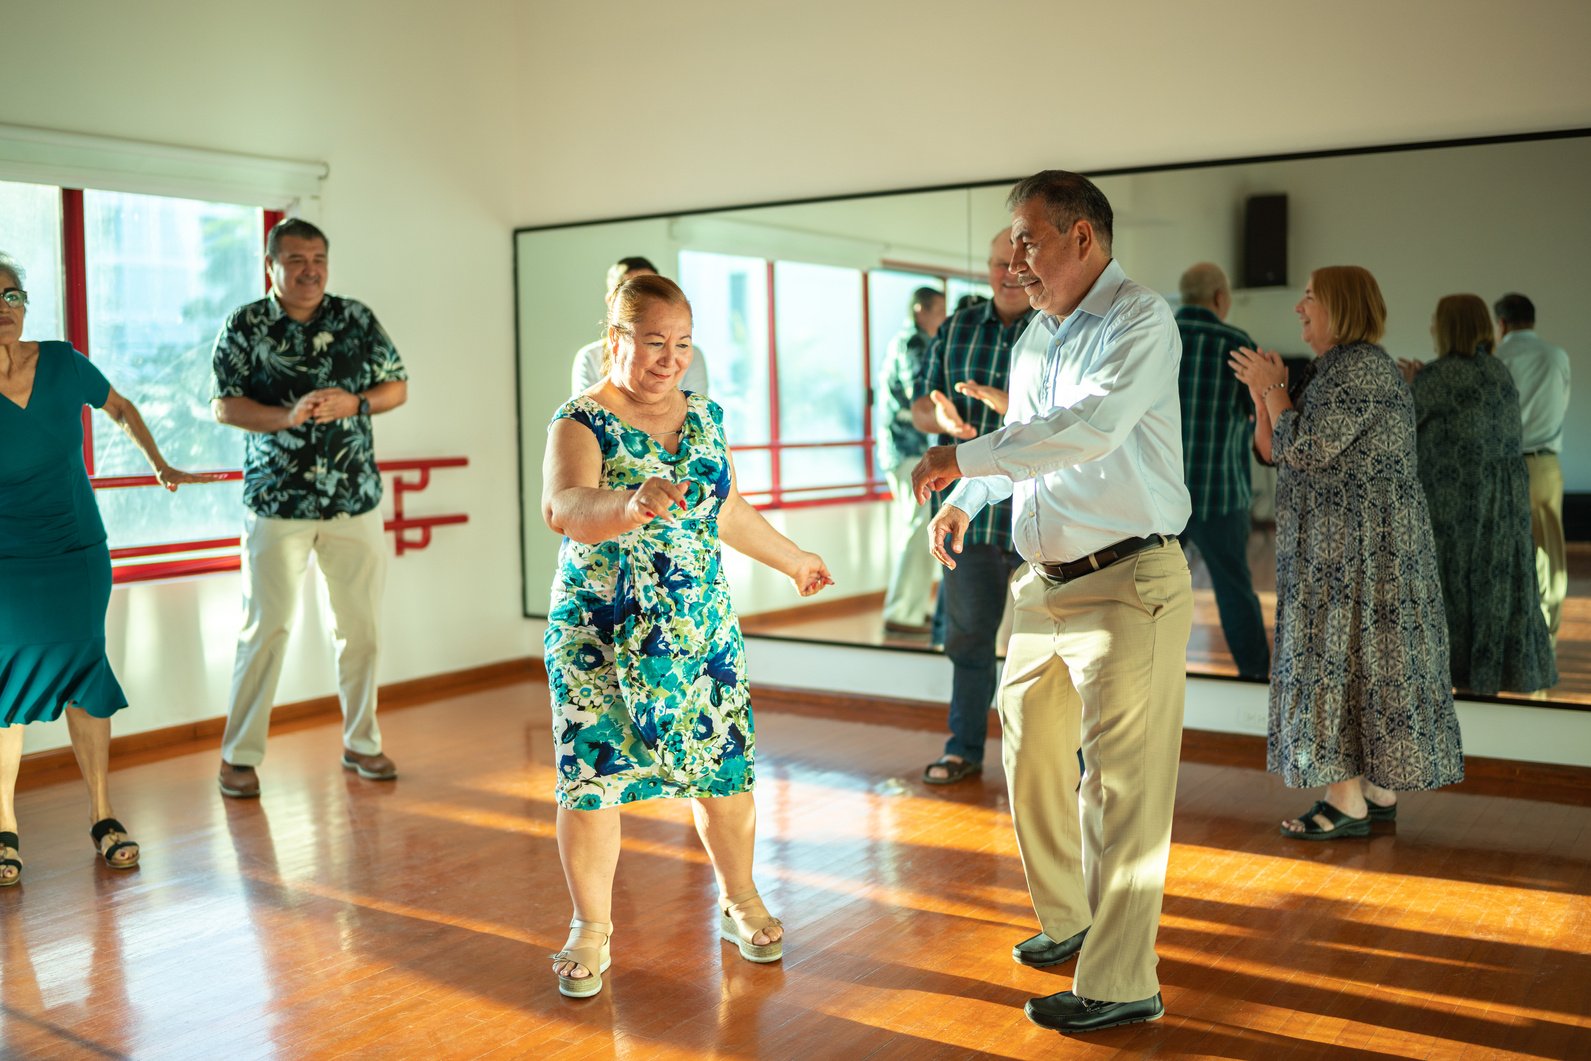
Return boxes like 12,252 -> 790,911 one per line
1033,534 -> 1170,585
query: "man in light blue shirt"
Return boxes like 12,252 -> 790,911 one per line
1494,293 -> 1571,639
913,170 -> 1193,1034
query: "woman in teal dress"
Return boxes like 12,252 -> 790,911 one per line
541,274 -> 833,997
0,253 -> 217,886
1400,295 -> 1557,695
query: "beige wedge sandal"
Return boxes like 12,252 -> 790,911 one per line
719,890 -> 783,963
551,919 -> 612,998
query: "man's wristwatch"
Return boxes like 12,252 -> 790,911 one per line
357,393 -> 371,417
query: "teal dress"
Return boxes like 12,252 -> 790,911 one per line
544,393 -> 753,811
0,342 -> 127,726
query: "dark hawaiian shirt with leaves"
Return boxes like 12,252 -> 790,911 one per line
211,293 -> 407,519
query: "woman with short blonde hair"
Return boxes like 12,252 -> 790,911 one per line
1402,294 -> 1556,694
1229,266 -> 1463,839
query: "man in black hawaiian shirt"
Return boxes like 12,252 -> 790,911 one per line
210,218 -> 408,798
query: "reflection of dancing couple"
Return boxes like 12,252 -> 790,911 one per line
540,169 -> 1466,1036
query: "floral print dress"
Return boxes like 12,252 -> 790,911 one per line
1410,353 -> 1557,695
544,394 -> 753,810
1268,343 -> 1464,791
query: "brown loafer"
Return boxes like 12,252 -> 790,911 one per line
218,761 -> 261,799
342,750 -> 397,780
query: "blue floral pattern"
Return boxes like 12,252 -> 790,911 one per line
211,294 -> 407,519
1268,343 -> 1464,791
543,393 -> 752,810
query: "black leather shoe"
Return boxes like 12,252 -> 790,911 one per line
1025,990 -> 1164,1033
1011,926 -> 1088,967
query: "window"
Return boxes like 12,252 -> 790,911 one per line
85,190 -> 263,551
0,178 -> 274,580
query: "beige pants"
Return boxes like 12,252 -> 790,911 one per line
998,540 -> 1192,1003
220,509 -> 387,766
1525,453 -> 1566,640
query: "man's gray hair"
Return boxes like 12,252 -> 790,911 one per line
1179,262 -> 1228,306
0,251 -> 25,289
1006,170 -> 1113,254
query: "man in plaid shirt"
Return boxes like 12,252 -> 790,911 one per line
910,229 -> 1036,784
1174,262 -> 1269,679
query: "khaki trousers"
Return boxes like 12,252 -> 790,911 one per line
998,540 -> 1192,1002
220,509 -> 387,766
1525,453 -> 1566,639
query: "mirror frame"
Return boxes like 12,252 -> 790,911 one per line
513,126 -> 1591,709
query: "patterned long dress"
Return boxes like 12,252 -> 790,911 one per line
544,394 -> 754,810
1411,354 -> 1557,695
1268,343 -> 1464,791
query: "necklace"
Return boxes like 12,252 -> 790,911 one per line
648,428 -> 682,439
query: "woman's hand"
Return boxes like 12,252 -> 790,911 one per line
785,551 -> 834,597
953,381 -> 1007,417
155,466 -> 228,492
624,476 -> 689,524
1396,358 -> 1423,385
1228,346 -> 1288,401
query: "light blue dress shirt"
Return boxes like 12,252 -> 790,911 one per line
945,259 -> 1191,565
1495,329 -> 1570,454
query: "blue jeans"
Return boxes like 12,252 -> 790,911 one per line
1180,507 -> 1270,680
941,543 -> 1025,763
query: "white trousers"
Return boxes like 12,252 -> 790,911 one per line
220,509 -> 387,766
882,456 -> 938,626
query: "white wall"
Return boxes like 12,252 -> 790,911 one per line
7,0 -> 1590,754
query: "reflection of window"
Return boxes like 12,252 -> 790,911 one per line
0,178 -> 275,579
682,251 -> 974,509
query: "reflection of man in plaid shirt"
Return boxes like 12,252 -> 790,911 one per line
908,229 -> 1035,785
1174,262 -> 1269,679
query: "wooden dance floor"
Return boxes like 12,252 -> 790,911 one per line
2,676 -> 1587,1059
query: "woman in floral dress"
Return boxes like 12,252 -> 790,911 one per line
1230,266 -> 1463,840
1401,295 -> 1557,695
541,274 -> 833,997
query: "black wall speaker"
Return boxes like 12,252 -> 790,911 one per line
1242,194 -> 1288,288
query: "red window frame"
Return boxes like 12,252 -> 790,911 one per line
727,259 -> 912,511
56,186 -> 283,581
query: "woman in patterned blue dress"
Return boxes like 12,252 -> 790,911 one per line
541,275 -> 833,997
0,252 -> 219,886
1400,295 -> 1556,695
1230,266 -> 1463,840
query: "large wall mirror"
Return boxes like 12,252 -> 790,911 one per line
516,130 -> 1590,707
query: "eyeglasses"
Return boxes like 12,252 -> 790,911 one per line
1,289 -> 27,308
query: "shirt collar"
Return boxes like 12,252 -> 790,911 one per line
1041,258 -> 1125,335
267,291 -> 329,325
1175,304 -> 1221,325
978,300 -> 1033,331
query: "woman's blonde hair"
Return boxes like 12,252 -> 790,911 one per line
601,274 -> 692,373
1432,294 -> 1494,357
1310,266 -> 1386,346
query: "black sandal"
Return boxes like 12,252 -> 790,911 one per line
1281,800 -> 1370,840
90,818 -> 140,869
1365,798 -> 1398,822
0,831 -> 19,887
923,757 -> 982,785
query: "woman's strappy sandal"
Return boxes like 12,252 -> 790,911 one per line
719,890 -> 783,963
0,831 -> 20,887
551,919 -> 612,998
90,818 -> 139,869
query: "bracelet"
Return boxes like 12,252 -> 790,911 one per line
1260,381 -> 1287,402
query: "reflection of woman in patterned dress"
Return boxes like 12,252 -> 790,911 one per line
1401,295 -> 1556,695
541,275 -> 833,997
1230,266 -> 1463,840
